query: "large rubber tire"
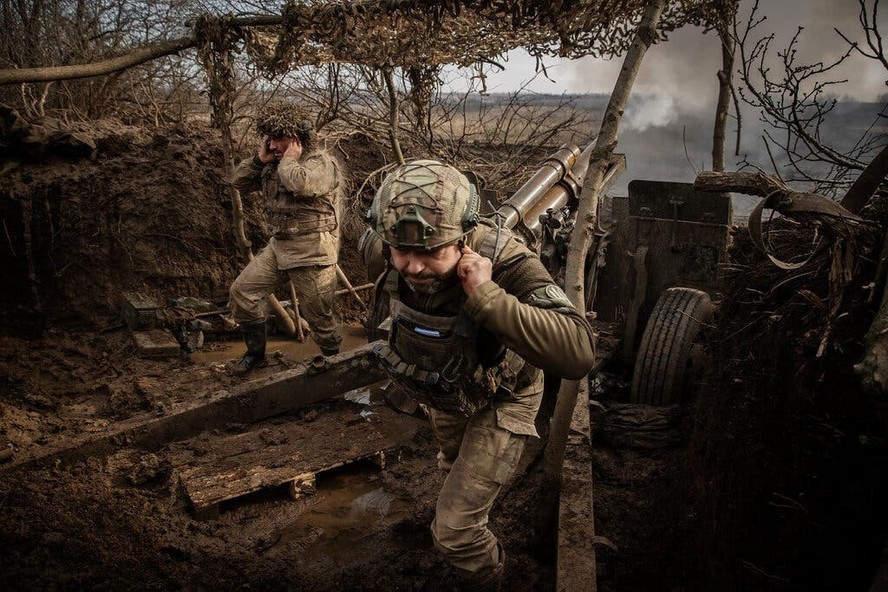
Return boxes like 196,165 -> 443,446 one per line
630,287 -> 715,406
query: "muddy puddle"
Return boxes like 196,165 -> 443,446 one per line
276,463 -> 412,560
190,323 -> 372,363
278,383 -> 413,560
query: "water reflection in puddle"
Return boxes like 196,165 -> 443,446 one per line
190,323 -> 370,364
279,465 -> 411,560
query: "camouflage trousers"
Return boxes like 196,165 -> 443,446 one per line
428,406 -> 527,578
228,244 -> 341,353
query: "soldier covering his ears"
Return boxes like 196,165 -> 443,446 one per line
363,160 -> 596,590
227,104 -> 344,374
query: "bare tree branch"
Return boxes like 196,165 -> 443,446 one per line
712,3 -> 739,171
542,0 -> 668,536
732,0 -> 888,195
0,37 -> 194,85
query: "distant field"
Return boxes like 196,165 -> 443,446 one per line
443,93 -> 884,224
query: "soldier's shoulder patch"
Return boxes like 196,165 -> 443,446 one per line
527,284 -> 574,310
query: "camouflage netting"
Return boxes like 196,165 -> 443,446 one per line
203,0 -> 733,73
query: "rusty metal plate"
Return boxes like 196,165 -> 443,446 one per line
628,180 -> 731,225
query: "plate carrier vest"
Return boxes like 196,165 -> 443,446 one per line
372,225 -> 525,417
261,159 -> 338,237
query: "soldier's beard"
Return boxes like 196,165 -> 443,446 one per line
404,267 -> 458,295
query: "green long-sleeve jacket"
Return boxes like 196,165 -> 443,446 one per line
367,220 -> 596,435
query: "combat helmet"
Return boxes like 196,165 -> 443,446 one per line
367,160 -> 480,251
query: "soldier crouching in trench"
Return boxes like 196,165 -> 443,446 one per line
363,160 -> 596,590
226,104 -> 344,375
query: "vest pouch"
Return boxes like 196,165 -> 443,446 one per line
487,349 -> 525,404
372,341 -> 487,417
261,164 -> 338,235
380,294 -> 502,417
392,316 -> 464,371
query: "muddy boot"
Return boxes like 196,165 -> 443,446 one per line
320,346 -> 340,357
227,321 -> 267,376
454,545 -> 504,592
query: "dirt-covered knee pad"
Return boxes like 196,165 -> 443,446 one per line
229,245 -> 281,323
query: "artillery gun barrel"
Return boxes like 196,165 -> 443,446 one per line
498,144 -> 581,231
496,142 -> 598,246
522,142 -> 596,239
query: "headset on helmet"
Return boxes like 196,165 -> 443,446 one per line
367,160 -> 480,251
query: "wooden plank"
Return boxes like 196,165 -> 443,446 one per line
1,343 -> 386,474
556,377 -> 597,592
553,330 -> 618,591
169,404 -> 398,514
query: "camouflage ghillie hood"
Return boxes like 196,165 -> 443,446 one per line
256,104 -> 314,146
368,160 -> 480,251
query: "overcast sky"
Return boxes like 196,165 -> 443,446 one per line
448,0 -> 885,104
443,0 -> 886,210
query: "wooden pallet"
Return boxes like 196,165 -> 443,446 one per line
167,406 -> 396,519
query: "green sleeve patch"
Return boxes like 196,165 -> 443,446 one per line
527,284 -> 575,310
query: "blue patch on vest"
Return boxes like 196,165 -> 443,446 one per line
413,326 -> 442,338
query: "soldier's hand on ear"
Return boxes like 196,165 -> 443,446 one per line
283,137 -> 303,160
258,139 -> 274,163
457,245 -> 492,295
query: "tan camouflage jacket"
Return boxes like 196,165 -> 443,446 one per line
233,150 -> 342,268
370,220 -> 596,435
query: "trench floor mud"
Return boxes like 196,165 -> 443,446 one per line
1,326 -> 615,591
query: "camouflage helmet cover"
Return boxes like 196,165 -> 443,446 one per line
256,104 -> 314,143
369,160 -> 480,251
